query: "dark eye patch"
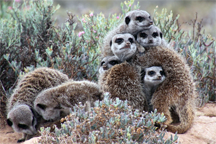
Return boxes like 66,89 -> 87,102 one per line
148,71 -> 155,76
140,33 -> 148,38
37,104 -> 46,110
115,38 -> 124,45
18,124 -> 29,129
160,70 -> 165,76
136,16 -> 144,22
128,38 -> 134,43
109,60 -> 119,66
152,32 -> 158,38
149,16 -> 151,19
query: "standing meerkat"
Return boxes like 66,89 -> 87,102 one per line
98,61 -> 148,112
102,10 -> 153,57
136,25 -> 168,48
34,80 -> 103,121
141,66 -> 166,112
136,45 -> 196,134
6,67 -> 69,142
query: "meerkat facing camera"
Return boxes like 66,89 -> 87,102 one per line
136,45 -> 196,134
136,25 -> 168,48
110,33 -> 137,61
102,10 -> 153,57
141,66 -> 166,112
6,67 -> 69,142
34,80 -> 103,121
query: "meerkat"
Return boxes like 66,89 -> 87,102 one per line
136,45 -> 196,134
6,67 -> 69,142
34,80 -> 103,121
141,66 -> 166,112
102,10 -> 153,57
98,55 -> 121,75
110,33 -> 138,62
98,61 -> 148,112
136,25 -> 168,48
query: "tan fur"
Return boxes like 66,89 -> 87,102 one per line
6,67 -> 69,142
34,80 -> 103,121
98,62 -> 148,112
102,10 -> 153,57
136,46 -> 196,134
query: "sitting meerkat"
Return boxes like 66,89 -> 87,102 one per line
136,45 -> 196,134
136,25 -> 168,48
98,59 -> 148,112
102,10 -> 153,57
34,80 -> 103,121
141,66 -> 166,112
6,67 -> 69,142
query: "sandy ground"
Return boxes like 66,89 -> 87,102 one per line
0,103 -> 215,144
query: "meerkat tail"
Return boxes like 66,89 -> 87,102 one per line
167,105 -> 194,134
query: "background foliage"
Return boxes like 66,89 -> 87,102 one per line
0,0 -> 215,142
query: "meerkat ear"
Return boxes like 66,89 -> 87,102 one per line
7,119 -> 13,126
160,32 -> 163,38
110,40 -> 112,47
125,16 -> 130,25
134,35 -> 137,40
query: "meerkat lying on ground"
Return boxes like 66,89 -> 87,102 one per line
141,66 -> 166,112
6,67 -> 69,142
98,57 -> 148,112
136,25 -> 168,48
136,45 -> 196,134
102,10 -> 153,57
34,80 -> 103,121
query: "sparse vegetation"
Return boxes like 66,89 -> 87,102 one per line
0,0 -> 215,142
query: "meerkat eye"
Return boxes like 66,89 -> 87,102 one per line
18,124 -> 29,129
37,104 -> 46,110
148,71 -> 155,76
109,60 -> 119,65
160,71 -> 165,76
136,16 -> 144,22
128,38 -> 134,43
140,33 -> 148,38
100,61 -> 105,66
152,32 -> 158,38
149,16 -> 151,19
115,38 -> 124,44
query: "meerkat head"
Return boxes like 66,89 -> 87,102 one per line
7,104 -> 37,135
143,66 -> 166,86
110,33 -> 137,61
137,25 -> 163,47
124,10 -> 153,34
34,90 -> 65,121
99,56 -> 121,74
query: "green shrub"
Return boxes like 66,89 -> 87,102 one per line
153,8 -> 215,105
39,93 -> 178,144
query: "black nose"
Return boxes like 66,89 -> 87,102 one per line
149,21 -> 153,25
149,40 -> 153,43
